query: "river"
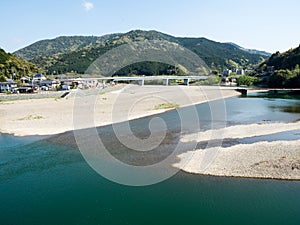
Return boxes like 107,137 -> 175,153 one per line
0,90 -> 300,225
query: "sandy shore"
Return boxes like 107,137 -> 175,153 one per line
0,85 -> 238,136
176,122 -> 300,180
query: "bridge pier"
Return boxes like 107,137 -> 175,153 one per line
163,78 -> 169,86
183,78 -> 190,86
138,79 -> 145,86
235,88 -> 247,96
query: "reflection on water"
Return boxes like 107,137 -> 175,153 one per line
246,90 -> 300,114
270,104 -> 300,113
247,90 -> 300,100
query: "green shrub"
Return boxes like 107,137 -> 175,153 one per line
237,75 -> 260,86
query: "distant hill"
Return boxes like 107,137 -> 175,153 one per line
226,42 -> 271,57
260,45 -> 300,70
14,34 -> 120,61
14,30 -> 269,75
257,45 -> 300,88
0,48 -> 39,80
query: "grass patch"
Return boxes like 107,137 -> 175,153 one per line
154,103 -> 179,110
18,115 -> 44,121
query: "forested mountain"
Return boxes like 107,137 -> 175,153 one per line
258,45 -> 300,88
14,34 -> 120,60
14,30 -> 268,75
0,48 -> 39,80
260,46 -> 300,71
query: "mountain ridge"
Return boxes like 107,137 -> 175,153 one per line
260,45 -> 300,70
14,30 -> 269,75
226,42 -> 271,57
14,34 -> 121,60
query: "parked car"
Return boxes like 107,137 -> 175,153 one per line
12,88 -> 19,94
61,84 -> 70,90
41,86 -> 49,91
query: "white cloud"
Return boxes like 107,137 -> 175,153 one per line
83,1 -> 94,11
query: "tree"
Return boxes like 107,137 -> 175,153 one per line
0,75 -> 6,82
195,75 -> 221,85
268,69 -> 293,88
16,80 -> 22,87
227,59 -> 239,69
176,64 -> 189,76
293,64 -> 300,76
237,75 -> 259,86
260,63 -> 267,72
211,69 -> 219,75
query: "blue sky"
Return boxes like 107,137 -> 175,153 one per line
1,0 -> 299,53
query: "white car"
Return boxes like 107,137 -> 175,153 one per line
41,86 -> 49,91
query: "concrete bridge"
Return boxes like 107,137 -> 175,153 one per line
60,75 -> 208,86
